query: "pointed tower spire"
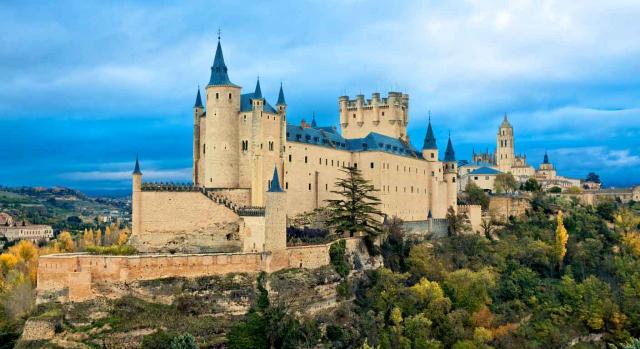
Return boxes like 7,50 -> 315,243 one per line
311,112 -> 317,128
543,151 -> 549,164
268,166 -> 282,192
194,87 -> 203,108
133,154 -> 142,175
422,115 -> 437,150
444,133 -> 456,162
276,82 -> 286,106
253,77 -> 262,99
208,36 -> 235,86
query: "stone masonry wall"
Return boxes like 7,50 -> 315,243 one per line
37,238 -> 363,302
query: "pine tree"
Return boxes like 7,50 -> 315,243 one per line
326,166 -> 383,253
555,210 -> 568,270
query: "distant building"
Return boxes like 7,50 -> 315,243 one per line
462,115 -> 580,192
459,166 -> 502,192
0,213 -> 53,243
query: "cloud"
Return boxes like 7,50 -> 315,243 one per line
60,168 -> 191,182
0,0 -> 638,190
554,146 -> 640,169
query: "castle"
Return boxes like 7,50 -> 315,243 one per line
128,37 -> 471,254
460,114 -> 580,192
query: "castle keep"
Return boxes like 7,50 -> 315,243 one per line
129,37 -> 463,254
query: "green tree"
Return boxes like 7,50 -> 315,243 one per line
494,173 -> 518,193
548,186 -> 562,194
326,166 -> 383,252
522,178 -> 542,192
169,333 -> 199,349
446,207 -> 472,237
443,268 -> 496,313
585,172 -> 601,184
464,182 -> 490,210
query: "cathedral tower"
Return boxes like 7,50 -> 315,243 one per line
204,37 -> 241,188
495,113 -> 515,172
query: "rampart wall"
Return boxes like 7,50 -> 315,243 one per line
37,238 -> 363,302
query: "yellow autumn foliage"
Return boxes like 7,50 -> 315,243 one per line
555,210 -> 569,268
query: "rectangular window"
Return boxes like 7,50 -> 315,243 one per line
319,158 -> 322,165
288,154 -> 292,162
308,183 -> 312,190
229,93 -> 232,99
285,182 -> 288,189
305,156 -> 308,163
370,162 -> 374,169
216,93 -> 219,99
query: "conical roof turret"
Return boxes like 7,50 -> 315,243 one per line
133,155 -> 142,175
276,82 -> 286,106
423,116 -> 437,150
194,87 -> 203,108
543,151 -> 549,164
444,133 -> 456,162
208,39 -> 236,86
268,166 -> 282,192
253,77 -> 262,99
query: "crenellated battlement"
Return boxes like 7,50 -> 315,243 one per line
339,91 -> 410,141
340,92 -> 409,110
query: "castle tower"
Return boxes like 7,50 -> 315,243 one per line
250,78 -> 265,206
276,83 -> 287,156
495,113 -> 515,172
443,134 -> 458,213
204,37 -> 241,188
422,115 -> 438,161
193,87 -> 204,186
131,155 -> 142,236
264,167 -> 286,252
339,92 -> 410,140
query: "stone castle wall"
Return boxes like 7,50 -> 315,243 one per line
284,142 -> 453,221
131,191 -> 242,253
37,238 -> 363,302
489,195 -> 531,222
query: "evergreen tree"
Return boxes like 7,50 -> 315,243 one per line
326,166 -> 383,252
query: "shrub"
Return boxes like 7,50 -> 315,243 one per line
329,239 -> 350,278
142,330 -> 179,349
84,244 -> 137,255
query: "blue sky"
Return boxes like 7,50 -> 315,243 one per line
1,0 -> 639,196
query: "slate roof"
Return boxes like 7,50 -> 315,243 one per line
469,167 -> 501,175
208,41 -> 238,87
423,120 -> 437,149
194,88 -> 203,108
268,167 -> 282,192
133,155 -> 142,175
286,124 -> 422,159
276,83 -> 286,105
240,93 -> 278,113
444,136 -> 456,162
